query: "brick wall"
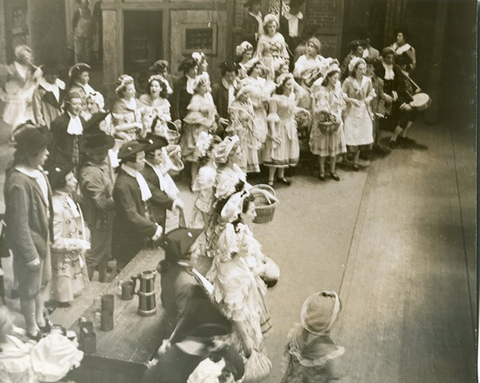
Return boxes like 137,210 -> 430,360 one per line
305,0 -> 344,59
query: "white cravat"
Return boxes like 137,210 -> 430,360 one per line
121,164 -> 152,202
40,78 -> 65,102
222,77 -> 236,106
186,75 -> 196,95
284,12 -> 303,37
15,165 -> 49,206
382,62 -> 395,80
67,112 -> 83,135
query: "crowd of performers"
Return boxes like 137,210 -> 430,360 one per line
0,2 -> 422,381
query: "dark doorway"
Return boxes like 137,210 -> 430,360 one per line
124,11 -> 162,92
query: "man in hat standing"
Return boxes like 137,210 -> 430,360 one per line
171,58 -> 198,123
48,92 -> 86,175
32,60 -> 66,128
112,141 -> 163,269
157,227 -> 213,340
4,123 -> 53,340
79,131 -> 116,281
242,0 -> 263,50
142,135 -> 184,230
280,0 -> 305,55
211,61 -> 238,132
142,281 -> 243,383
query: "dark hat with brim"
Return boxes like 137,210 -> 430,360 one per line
117,140 -> 147,160
81,132 -> 115,156
13,122 -> 52,158
178,57 -> 197,72
170,286 -> 231,343
69,63 -> 91,79
159,227 -> 203,262
149,60 -> 169,73
47,162 -> 75,190
219,61 -> 239,74
142,134 -> 169,153
84,112 -> 110,133
243,0 -> 261,8
348,39 -> 367,51
381,47 -> 395,57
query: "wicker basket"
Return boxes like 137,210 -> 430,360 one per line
252,184 -> 278,224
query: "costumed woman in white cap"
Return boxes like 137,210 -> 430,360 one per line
281,290 -> 344,382
1,45 -> 42,133
310,63 -> 347,181
112,74 -> 146,142
255,14 -> 289,81
341,57 -> 375,171
235,41 -> 254,80
181,73 -> 219,189
263,73 -> 300,187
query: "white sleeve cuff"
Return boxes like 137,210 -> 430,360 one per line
151,225 -> 163,241
26,258 -> 39,266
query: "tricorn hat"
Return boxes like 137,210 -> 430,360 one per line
142,134 -> 169,153
178,57 -> 197,72
47,162 -> 75,190
84,112 -> 109,133
117,140 -> 147,160
69,63 -> 91,79
13,122 -> 52,158
81,131 -> 115,156
158,227 -> 203,262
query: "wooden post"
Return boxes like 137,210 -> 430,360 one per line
423,1 -> 448,124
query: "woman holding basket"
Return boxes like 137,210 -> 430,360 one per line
309,63 -> 346,181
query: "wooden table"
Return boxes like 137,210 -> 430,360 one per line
69,248 -> 166,383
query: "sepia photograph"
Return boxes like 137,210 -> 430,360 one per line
0,0 -> 476,382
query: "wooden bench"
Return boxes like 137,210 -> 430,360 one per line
67,248 -> 166,383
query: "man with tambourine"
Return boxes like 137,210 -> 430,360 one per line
388,54 -> 431,149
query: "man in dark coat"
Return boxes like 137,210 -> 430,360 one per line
48,92 -> 86,173
4,123 -> 53,340
79,130 -> 116,282
211,61 -> 238,134
171,58 -> 197,122
279,0 -> 305,55
112,141 -> 163,269
142,272 -> 244,383
242,0 -> 263,50
142,135 -> 183,229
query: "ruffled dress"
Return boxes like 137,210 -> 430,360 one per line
180,94 -> 217,162
263,94 -> 300,168
191,163 -> 217,229
112,98 -> 144,142
204,164 -> 250,260
255,32 -> 289,81
1,63 -> 42,129
309,83 -> 347,157
293,55 -> 330,108
227,99 -> 261,173
342,76 -> 375,148
281,324 -> 345,383
208,223 -> 270,358
240,76 -> 272,147
51,191 -> 89,303
0,332 -> 83,383
138,94 -> 173,136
